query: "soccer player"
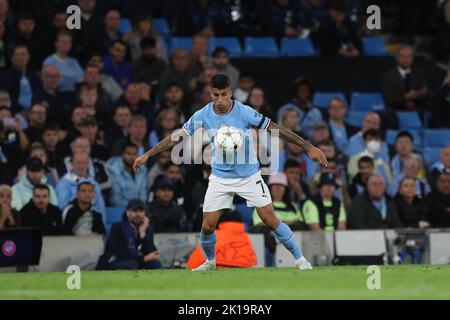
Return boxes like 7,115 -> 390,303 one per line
133,74 -> 328,271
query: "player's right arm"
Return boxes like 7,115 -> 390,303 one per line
132,109 -> 203,173
132,128 -> 187,173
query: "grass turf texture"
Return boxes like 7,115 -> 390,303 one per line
0,265 -> 449,300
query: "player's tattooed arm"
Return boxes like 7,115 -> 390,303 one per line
267,121 -> 312,151
132,128 -> 187,173
267,121 -> 328,167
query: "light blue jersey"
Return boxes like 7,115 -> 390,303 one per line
182,100 -> 271,179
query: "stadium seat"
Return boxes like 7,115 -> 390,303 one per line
280,37 -> 316,57
153,18 -> 170,37
397,112 -> 422,129
244,37 -> 278,57
313,92 -> 347,109
208,37 -> 242,57
424,129 -> 450,147
345,111 -> 370,128
350,92 -> 385,112
385,129 -> 422,147
119,18 -> 132,34
105,206 -> 125,226
362,36 -> 388,56
422,147 -> 442,168
170,37 -> 193,52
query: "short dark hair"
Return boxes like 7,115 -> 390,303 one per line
212,47 -> 229,57
283,159 -> 301,171
18,13 -> 36,22
165,81 -> 183,91
77,181 -> 95,191
43,122 -> 60,133
317,139 -> 335,148
358,156 -> 374,167
33,184 -> 49,194
122,142 -> 138,153
363,129 -> 382,141
211,74 -> 231,89
162,161 -> 178,172
396,130 -> 414,143
140,36 -> 156,50
111,39 -> 127,50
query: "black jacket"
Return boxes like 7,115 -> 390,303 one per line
20,200 -> 63,235
0,67 -> 42,112
147,199 -> 187,233
425,191 -> 450,228
62,199 -> 105,235
394,195 -> 429,228
315,16 -> 362,56
348,192 -> 403,229
96,215 -> 158,269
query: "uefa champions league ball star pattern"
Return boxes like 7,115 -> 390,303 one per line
214,126 -> 244,154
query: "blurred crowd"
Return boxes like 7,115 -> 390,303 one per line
0,0 -> 448,269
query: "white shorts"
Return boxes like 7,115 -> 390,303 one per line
203,172 -> 272,213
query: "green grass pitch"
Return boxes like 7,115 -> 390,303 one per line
1,265 -> 449,300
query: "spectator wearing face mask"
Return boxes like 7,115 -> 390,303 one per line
347,129 -> 392,184
345,112 -> 389,163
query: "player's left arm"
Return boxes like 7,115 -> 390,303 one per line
267,121 -> 328,167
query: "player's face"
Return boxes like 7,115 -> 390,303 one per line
211,87 -> 232,110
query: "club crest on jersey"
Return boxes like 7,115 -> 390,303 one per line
2,240 -> 16,257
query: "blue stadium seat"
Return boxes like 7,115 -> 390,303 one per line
424,129 -> 450,147
313,92 -> 347,109
119,18 -> 132,34
385,129 -> 422,147
362,36 -> 388,56
153,18 -> 170,37
397,112 -> 422,129
244,37 -> 278,57
280,37 -> 316,56
170,37 -> 193,52
350,92 -> 385,112
345,111 -> 370,128
422,147 -> 442,168
208,37 -> 242,57
105,207 -> 125,226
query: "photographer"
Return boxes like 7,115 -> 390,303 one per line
96,199 -> 162,270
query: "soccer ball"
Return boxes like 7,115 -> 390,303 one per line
214,126 -> 243,153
